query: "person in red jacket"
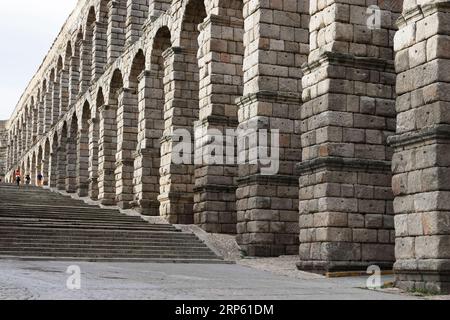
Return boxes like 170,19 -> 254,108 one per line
15,169 -> 21,187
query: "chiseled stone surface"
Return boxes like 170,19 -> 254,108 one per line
297,0 -> 399,273
390,0 -> 450,294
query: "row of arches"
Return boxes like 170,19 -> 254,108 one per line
9,0 -> 250,227
7,0 -> 156,169
8,0 -> 309,258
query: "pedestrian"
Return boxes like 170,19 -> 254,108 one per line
25,174 -> 31,186
15,170 -> 21,188
37,172 -> 43,187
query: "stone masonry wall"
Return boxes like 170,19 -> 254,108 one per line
297,0 -> 400,272
390,0 -> 450,294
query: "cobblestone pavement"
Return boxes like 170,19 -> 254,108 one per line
0,259 -> 422,300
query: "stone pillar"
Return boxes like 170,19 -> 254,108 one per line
235,0 -> 308,256
17,129 -> 23,160
107,0 -> 126,64
42,149 -> 50,187
52,80 -> 60,125
133,71 -> 162,216
7,136 -> 11,171
24,123 -> 28,152
77,126 -> 89,197
28,115 -> 33,150
56,141 -> 66,190
11,138 -> 16,166
98,104 -> 117,205
43,85 -> 53,133
37,100 -> 45,136
92,21 -> 107,81
24,122 -> 30,152
21,130 -> 26,159
32,106 -> 38,144
29,116 -> 33,149
390,0 -> 450,294
158,47 -> 197,224
9,138 -> 13,167
65,136 -> 77,193
125,0 -> 148,45
20,160 -> 25,181
16,134 -> 21,164
23,157 -> 29,181
21,129 -> 26,157
88,118 -> 99,200
59,69 -> 69,117
6,140 -> 10,171
297,0 -> 399,272
30,153 -> 36,186
69,51 -> 80,106
115,88 -> 138,209
16,134 -> 20,164
14,133 -> 18,163
193,13 -> 245,234
79,38 -> 92,94
48,150 -> 58,188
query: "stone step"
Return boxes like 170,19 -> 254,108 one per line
0,225 -> 178,233
0,203 -> 98,208
0,228 -> 196,237
0,210 -> 153,219
0,212 -> 162,220
0,235 -> 208,244
0,201 -> 101,207
0,208 -> 130,215
0,227 -> 194,238
0,211 -> 128,217
0,249 -> 219,259
0,206 -> 126,213
0,186 -> 223,263
0,245 -> 214,253
0,235 -> 203,244
0,239 -> 206,247
0,215 -> 157,225
0,217 -> 173,228
0,255 -> 230,264
0,222 -> 178,232
0,232 -> 202,240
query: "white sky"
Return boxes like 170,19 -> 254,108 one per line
0,0 -> 78,120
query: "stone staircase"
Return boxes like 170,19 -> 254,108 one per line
0,184 -> 224,263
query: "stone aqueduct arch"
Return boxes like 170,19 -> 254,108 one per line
3,0 -> 450,293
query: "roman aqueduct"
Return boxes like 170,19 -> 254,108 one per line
2,0 -> 450,293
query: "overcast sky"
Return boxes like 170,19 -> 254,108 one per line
0,0 -> 78,120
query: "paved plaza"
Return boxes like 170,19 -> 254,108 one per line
0,259 -> 420,300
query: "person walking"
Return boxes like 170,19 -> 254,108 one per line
37,172 -> 43,187
15,169 -> 21,188
25,174 -> 31,186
